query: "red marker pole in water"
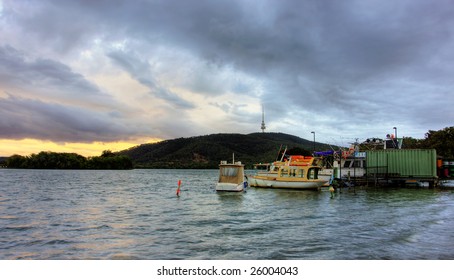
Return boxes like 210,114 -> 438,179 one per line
176,180 -> 182,196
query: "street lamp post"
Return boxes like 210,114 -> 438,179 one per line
311,131 -> 315,153
393,127 -> 398,149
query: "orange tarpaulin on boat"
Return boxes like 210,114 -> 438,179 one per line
289,156 -> 313,166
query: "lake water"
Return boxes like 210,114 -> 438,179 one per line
1,168 -> 454,260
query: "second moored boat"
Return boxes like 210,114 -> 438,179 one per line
247,155 -> 328,190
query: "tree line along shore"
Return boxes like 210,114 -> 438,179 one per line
3,150 -> 133,170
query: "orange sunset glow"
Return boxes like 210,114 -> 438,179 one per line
0,138 -> 161,157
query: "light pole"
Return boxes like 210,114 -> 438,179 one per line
393,127 -> 398,149
311,131 -> 315,153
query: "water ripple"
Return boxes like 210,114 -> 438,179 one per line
1,169 -> 454,259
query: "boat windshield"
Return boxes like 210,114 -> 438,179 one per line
221,167 -> 239,177
219,166 -> 243,184
307,168 -> 319,180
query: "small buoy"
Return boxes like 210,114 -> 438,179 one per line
329,186 -> 335,198
176,180 -> 182,196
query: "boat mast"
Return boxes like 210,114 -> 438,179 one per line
276,144 -> 283,161
280,146 -> 287,162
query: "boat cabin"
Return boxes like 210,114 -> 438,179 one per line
218,162 -> 245,185
277,166 -> 321,180
216,161 -> 246,192
334,156 -> 366,178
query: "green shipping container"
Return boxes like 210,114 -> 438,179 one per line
366,149 -> 437,178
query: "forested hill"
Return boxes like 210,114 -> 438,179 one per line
118,132 -> 337,169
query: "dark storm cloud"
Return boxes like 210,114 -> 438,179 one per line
2,0 -> 454,143
87,0 -> 453,133
0,45 -> 151,142
0,45 -> 113,106
107,50 -> 195,109
0,94 -> 150,142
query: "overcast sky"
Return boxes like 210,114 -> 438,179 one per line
1,0 -> 453,155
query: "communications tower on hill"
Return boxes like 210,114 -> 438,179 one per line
261,105 -> 266,133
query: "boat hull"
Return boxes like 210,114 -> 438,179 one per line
318,172 -> 333,187
216,182 -> 245,192
247,176 -> 325,190
439,179 -> 454,188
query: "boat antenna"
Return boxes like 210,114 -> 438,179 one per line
261,105 -> 266,133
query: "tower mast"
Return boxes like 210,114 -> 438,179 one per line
261,105 -> 266,133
